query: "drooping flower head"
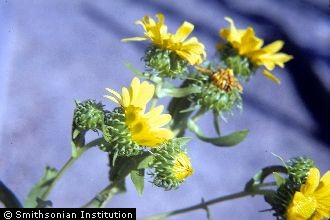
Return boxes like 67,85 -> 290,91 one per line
150,138 -> 193,190
219,17 -> 293,83
122,13 -> 206,66
287,167 -> 330,220
104,77 -> 173,149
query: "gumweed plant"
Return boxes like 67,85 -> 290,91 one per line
0,13 -> 328,220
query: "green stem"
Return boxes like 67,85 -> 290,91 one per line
81,181 -> 125,208
150,81 -> 163,109
143,189 -> 271,220
41,138 -> 103,201
191,108 -> 207,122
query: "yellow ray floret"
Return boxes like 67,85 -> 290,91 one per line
287,168 -> 330,220
172,152 -> 193,181
122,13 -> 206,65
104,77 -> 173,147
220,17 -> 293,83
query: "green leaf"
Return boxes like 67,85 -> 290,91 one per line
157,84 -> 201,98
130,169 -> 145,195
213,111 -> 221,136
0,180 -> 23,208
124,62 -> 145,77
71,107 -> 86,157
167,88 -> 194,137
273,172 -> 286,187
171,137 -> 191,147
137,156 -> 154,169
244,165 -> 287,192
24,166 -> 58,208
187,120 -> 249,147
109,152 -> 152,183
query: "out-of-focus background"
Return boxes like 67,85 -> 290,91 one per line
0,0 -> 329,219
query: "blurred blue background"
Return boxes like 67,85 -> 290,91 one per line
0,0 -> 329,219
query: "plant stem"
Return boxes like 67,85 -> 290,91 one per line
41,138 -> 103,201
191,108 -> 207,122
150,81 -> 163,109
81,182 -> 125,208
143,189 -> 271,220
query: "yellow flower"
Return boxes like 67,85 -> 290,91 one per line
122,13 -> 206,65
287,168 -> 330,220
104,77 -> 173,147
220,17 -> 293,83
172,152 -> 193,181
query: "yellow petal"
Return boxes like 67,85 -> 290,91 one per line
319,171 -> 330,187
173,21 -> 194,42
262,40 -> 284,53
149,114 -> 172,127
105,88 -> 122,101
287,192 -> 316,220
312,211 -> 328,220
262,70 -> 281,84
122,87 -> 130,107
104,95 -> 121,105
104,88 -> 123,105
301,168 -> 320,195
239,27 -> 263,55
144,105 -> 164,118
130,77 -> 141,103
134,81 -> 154,108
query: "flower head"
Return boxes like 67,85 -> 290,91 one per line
287,168 -> 330,220
122,13 -> 206,65
104,77 -> 173,147
189,67 -> 242,114
219,17 -> 293,83
73,99 -> 105,131
172,152 -> 193,181
211,68 -> 243,93
150,138 -> 193,190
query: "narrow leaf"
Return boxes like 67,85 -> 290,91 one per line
130,169 -> 145,195
24,166 -> 58,208
0,180 -> 23,208
157,86 -> 201,98
188,120 -> 249,147
273,172 -> 286,187
137,156 -> 154,169
124,62 -> 144,77
244,165 -> 287,192
109,152 -> 151,183
213,111 -> 221,136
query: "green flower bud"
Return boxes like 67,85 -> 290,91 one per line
73,100 -> 104,131
265,179 -> 299,220
144,45 -> 188,78
264,157 -> 315,219
286,156 -> 315,185
218,43 -> 255,81
101,107 -> 141,157
149,139 -> 193,190
189,71 -> 242,114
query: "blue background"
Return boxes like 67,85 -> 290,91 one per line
0,0 -> 329,219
